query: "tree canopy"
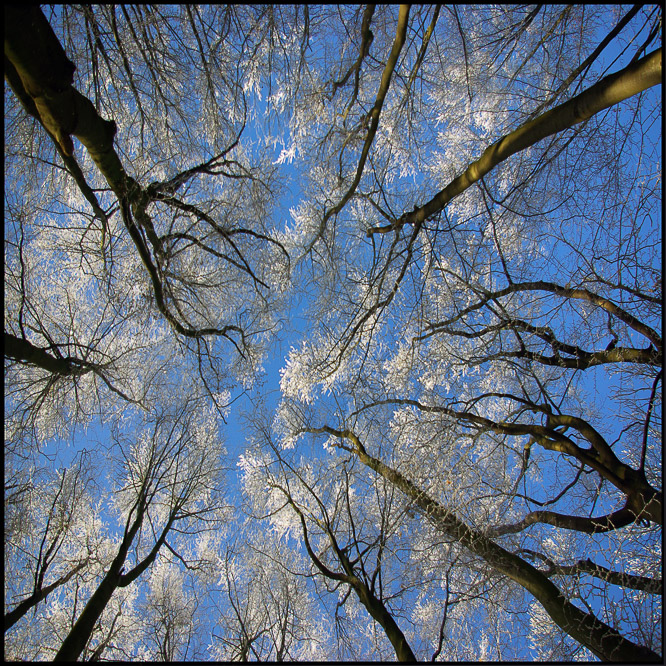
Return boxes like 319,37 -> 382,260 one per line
4,5 -> 662,662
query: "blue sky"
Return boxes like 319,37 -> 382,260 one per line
10,6 -> 661,660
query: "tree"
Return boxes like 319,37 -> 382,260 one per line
238,421 -> 419,661
209,529 -> 332,661
4,4 -> 662,662
4,452 -> 127,661
136,559 -> 198,661
51,400 -> 227,661
273,4 -> 662,661
4,451 -> 96,632
5,4 -> 290,441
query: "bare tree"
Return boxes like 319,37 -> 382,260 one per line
290,424 -> 660,662
51,400 -> 227,661
274,5 -> 661,660
239,417 -> 423,662
4,452 -> 96,632
5,5 -> 290,422
4,4 -> 662,661
210,532 -> 330,662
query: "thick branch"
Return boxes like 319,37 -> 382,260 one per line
497,344 -> 659,369
4,332 -> 90,377
424,280 -> 662,350
547,557 -> 662,595
117,516 -> 175,587
420,317 -> 660,368
485,506 -> 637,538
368,48 -> 662,235
53,490 -> 147,661
353,580 -> 417,662
4,561 -> 87,632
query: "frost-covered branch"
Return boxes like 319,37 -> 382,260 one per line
304,425 -> 661,663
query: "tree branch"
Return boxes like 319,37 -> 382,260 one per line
4,332 -> 91,376
305,425 -> 661,662
422,279 -> 662,350
307,4 -> 410,252
4,560 -> 88,632
520,550 -> 663,595
485,505 -> 637,538
368,48 -> 662,235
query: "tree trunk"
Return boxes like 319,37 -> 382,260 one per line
53,566 -> 122,661
356,583 -> 417,662
365,449 -> 661,662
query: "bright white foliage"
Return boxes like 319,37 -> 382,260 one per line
4,4 -> 661,662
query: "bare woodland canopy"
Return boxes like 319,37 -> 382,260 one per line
4,5 -> 662,662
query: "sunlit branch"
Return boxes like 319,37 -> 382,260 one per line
306,5 -> 410,253
0,64 -> 112,255
367,47 -> 662,235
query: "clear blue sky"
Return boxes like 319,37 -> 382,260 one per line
25,6 -> 661,660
